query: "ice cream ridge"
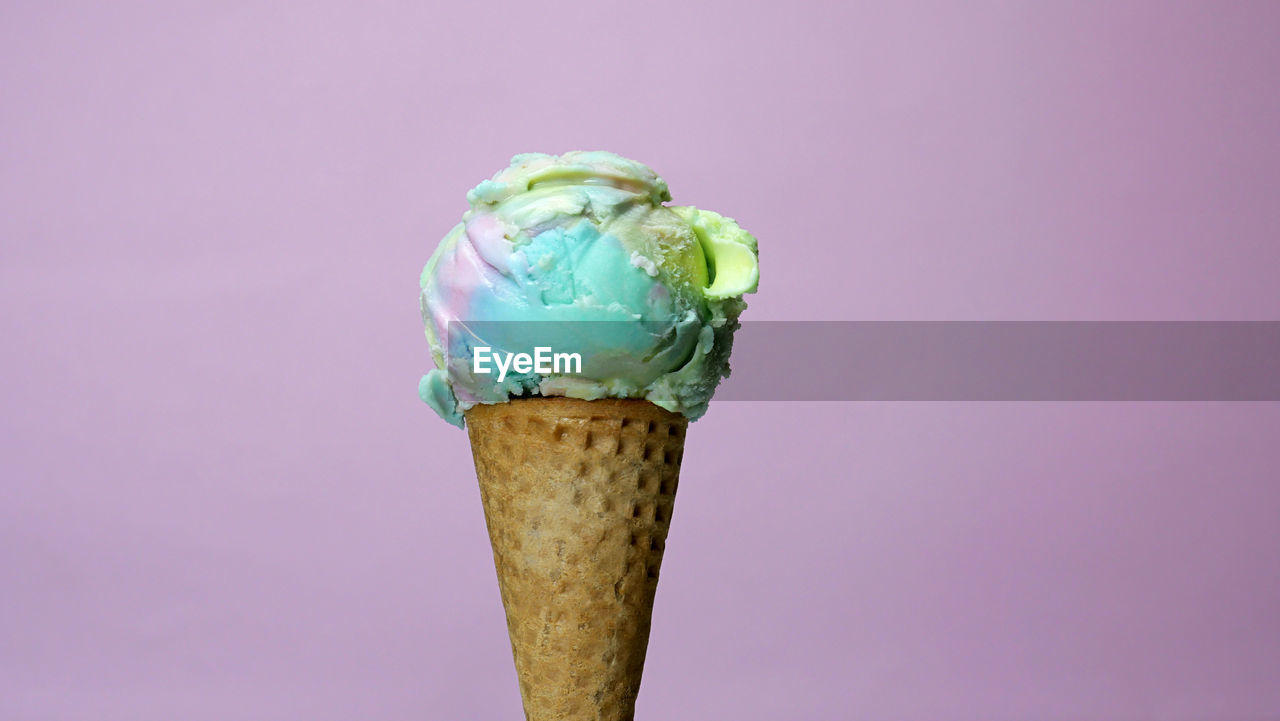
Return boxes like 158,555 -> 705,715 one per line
419,151 -> 759,426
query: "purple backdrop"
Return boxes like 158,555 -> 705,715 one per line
3,1 -> 1279,719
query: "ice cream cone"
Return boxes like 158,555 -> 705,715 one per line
465,396 -> 688,721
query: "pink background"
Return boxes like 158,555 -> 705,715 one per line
3,1 -> 1279,719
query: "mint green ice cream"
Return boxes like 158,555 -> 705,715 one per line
418,151 -> 758,426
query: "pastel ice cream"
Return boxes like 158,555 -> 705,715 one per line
418,151 -> 758,426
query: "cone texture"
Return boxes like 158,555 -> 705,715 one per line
465,397 -> 688,721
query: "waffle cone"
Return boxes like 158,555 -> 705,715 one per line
465,396 -> 688,721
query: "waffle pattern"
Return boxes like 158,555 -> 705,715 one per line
465,397 -> 688,721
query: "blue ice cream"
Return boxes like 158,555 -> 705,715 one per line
419,151 -> 759,426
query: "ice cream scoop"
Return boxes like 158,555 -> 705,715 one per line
418,151 -> 758,426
